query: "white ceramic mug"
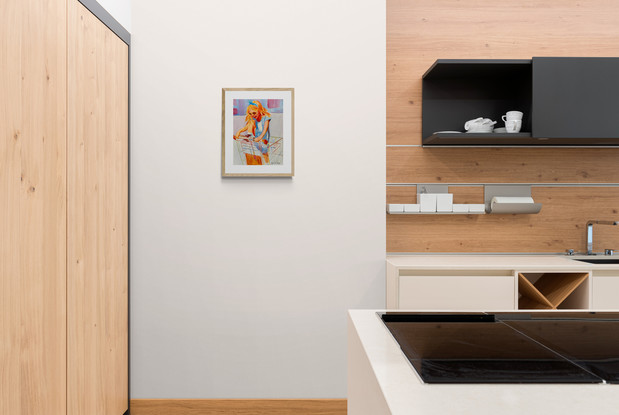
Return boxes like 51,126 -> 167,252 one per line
505,119 -> 522,133
502,111 -> 523,122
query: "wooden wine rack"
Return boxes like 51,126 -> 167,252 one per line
518,272 -> 589,310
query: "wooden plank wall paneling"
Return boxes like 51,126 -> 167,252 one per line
67,1 -> 129,414
387,0 -> 619,146
387,0 -> 619,253
130,399 -> 347,415
387,147 -> 619,184
1,0 -> 67,414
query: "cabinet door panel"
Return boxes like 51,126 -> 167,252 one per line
67,1 -> 129,414
1,0 -> 67,414
532,57 -> 619,139
398,276 -> 514,310
592,276 -> 619,310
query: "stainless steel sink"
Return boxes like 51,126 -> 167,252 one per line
573,258 -> 619,264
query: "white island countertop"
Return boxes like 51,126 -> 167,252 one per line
348,309 -> 619,415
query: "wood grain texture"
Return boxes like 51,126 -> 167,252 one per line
387,187 -> 619,253
387,147 -> 619,184
67,1 -> 129,414
387,186 -> 418,203
534,272 -> 589,308
518,274 -> 554,309
387,0 -> 619,146
1,0 -> 67,414
387,0 -> 619,252
130,399 -> 347,415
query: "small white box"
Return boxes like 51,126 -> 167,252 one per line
419,194 -> 437,212
436,194 -> 453,212
387,204 -> 404,213
403,204 -> 420,213
468,204 -> 486,213
452,204 -> 469,213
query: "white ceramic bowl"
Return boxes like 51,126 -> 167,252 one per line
467,125 -> 494,133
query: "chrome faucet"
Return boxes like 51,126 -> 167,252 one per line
586,220 -> 618,255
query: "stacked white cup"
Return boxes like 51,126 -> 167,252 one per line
502,111 -> 523,133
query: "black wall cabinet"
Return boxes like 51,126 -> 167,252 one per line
422,57 -> 619,146
532,57 -> 619,141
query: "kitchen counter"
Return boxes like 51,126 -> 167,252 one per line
386,254 -> 619,310
348,309 -> 619,415
387,254 -> 619,271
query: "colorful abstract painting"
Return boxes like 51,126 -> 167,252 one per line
222,89 -> 294,177
232,99 -> 284,166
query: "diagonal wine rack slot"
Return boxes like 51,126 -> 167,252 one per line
518,272 -> 589,310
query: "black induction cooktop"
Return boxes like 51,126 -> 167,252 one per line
381,312 -> 619,384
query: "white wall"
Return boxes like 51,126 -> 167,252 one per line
96,0 -> 131,31
130,0 -> 385,398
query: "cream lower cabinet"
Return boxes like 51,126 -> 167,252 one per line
386,257 -> 608,311
397,272 -> 515,310
591,272 -> 619,310
389,269 -> 594,311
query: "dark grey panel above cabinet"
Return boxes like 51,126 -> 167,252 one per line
532,57 -> 619,140
423,59 -> 532,80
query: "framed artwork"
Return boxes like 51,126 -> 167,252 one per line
221,88 -> 294,177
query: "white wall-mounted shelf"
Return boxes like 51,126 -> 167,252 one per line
386,184 -> 542,214
388,211 -> 486,215
387,203 -> 486,215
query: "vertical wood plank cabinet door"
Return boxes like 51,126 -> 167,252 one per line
67,1 -> 129,414
1,0 -> 67,414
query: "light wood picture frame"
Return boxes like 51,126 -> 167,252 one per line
221,88 -> 295,177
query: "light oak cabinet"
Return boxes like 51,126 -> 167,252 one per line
1,1 -> 129,414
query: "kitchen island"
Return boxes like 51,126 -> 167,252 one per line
348,309 -> 619,415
